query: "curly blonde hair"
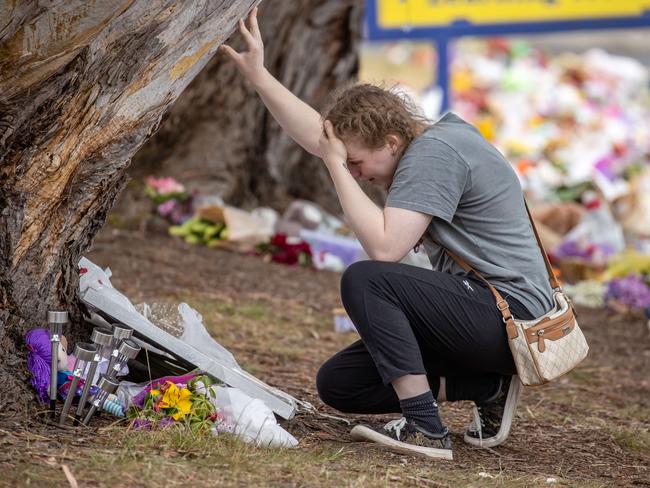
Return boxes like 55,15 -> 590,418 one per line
321,83 -> 429,151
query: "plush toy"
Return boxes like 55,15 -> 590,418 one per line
58,335 -> 69,371
24,328 -> 70,403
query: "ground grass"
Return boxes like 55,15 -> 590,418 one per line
6,232 -> 647,487
612,427 -> 650,455
6,295 -> 646,488
7,424 -> 604,488
176,293 -> 332,374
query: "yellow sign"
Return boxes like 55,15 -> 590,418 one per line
377,0 -> 650,28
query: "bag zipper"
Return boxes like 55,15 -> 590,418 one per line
527,313 -> 575,353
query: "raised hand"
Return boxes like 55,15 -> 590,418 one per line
218,5 -> 325,157
220,7 -> 265,84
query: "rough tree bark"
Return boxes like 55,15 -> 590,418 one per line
124,0 -> 363,214
0,0 -> 260,413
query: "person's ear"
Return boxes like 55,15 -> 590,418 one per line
386,134 -> 402,155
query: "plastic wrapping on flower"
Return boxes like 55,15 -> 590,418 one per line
195,382 -> 298,448
130,372 -> 198,408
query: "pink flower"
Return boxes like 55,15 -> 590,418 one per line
214,421 -> 234,434
207,411 -> 222,422
157,200 -> 176,216
146,176 -> 186,195
145,176 -> 159,189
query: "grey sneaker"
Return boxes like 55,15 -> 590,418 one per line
464,375 -> 521,448
350,417 -> 453,459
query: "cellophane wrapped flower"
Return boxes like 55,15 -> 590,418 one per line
256,233 -> 312,266
128,374 -> 226,434
604,274 -> 650,310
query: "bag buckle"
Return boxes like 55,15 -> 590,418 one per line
497,299 -> 510,311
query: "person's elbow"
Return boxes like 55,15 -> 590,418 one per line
367,244 -> 408,263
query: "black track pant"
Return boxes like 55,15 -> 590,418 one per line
316,260 -> 535,414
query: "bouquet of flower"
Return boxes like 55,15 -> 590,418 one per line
168,215 -> 229,246
144,176 -> 196,225
144,176 -> 188,204
128,374 -> 228,434
604,274 -> 650,311
256,233 -> 312,266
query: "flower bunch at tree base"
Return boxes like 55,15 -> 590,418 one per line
128,375 -> 230,435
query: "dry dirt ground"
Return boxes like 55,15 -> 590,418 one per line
3,226 -> 649,487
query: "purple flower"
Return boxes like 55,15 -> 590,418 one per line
132,418 -> 153,431
213,420 -> 234,435
157,199 -> 176,217
555,239 -> 591,260
158,416 -> 176,429
605,274 -> 650,310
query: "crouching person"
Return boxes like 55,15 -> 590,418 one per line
223,8 -> 553,458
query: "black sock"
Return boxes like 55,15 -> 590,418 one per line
399,390 -> 444,434
445,375 -> 502,403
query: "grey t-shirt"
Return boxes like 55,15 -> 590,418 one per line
386,112 -> 553,317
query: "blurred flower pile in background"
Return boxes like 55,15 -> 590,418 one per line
144,176 -> 196,225
451,40 -> 650,206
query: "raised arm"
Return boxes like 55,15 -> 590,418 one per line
220,8 -> 323,157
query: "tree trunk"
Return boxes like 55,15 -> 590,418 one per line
0,0 -> 259,413
125,0 -> 363,214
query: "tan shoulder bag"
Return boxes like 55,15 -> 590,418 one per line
446,204 -> 589,386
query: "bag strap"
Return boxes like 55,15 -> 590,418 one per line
523,202 -> 561,290
443,199 -> 560,340
445,248 -> 519,340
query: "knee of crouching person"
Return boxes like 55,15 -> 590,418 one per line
316,360 -> 344,411
341,260 -> 366,290
340,260 -> 378,303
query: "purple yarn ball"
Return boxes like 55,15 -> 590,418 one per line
24,328 -> 52,404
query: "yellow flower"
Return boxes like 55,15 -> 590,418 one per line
159,381 -> 193,420
147,388 -> 162,411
